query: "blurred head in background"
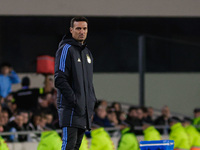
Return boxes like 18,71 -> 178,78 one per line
147,107 -> 154,118
137,107 -> 144,120
168,116 -> 181,127
1,109 -> 9,126
96,105 -> 107,119
0,62 -> 12,75
194,108 -> 200,118
182,117 -> 192,127
128,106 -> 138,118
20,111 -> 29,125
162,105 -> 170,119
15,114 -> 24,128
112,102 -> 121,112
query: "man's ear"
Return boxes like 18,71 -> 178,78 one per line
70,27 -> 73,34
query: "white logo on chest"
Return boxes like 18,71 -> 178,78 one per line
86,54 -> 91,64
77,58 -> 81,62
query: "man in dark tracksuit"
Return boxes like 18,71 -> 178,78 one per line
54,17 -> 97,150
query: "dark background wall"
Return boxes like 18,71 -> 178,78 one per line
1,16 -> 200,72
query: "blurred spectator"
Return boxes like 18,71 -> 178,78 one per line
93,104 -> 113,127
90,127 -> 115,150
43,76 -> 56,95
38,113 -> 48,131
0,124 -> 9,150
142,120 -> 161,141
154,105 -> 171,134
37,124 -> 62,150
45,112 -> 53,125
37,93 -> 52,112
136,107 -> 144,125
118,111 -> 127,125
142,107 -> 153,124
1,109 -> 9,131
96,100 -> 108,109
107,107 -> 119,126
37,125 -> 62,150
125,106 -> 138,126
6,99 -> 17,121
13,76 -> 42,111
111,102 -> 122,112
0,63 -> 20,99
147,107 -> 155,121
20,111 -> 29,130
168,116 -> 190,150
193,108 -> 200,132
7,113 -> 27,142
118,126 -> 139,150
182,117 -> 200,149
28,113 -> 41,131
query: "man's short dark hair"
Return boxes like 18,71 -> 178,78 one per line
0,62 -> 11,69
70,17 -> 88,28
194,108 -> 200,113
21,76 -> 30,86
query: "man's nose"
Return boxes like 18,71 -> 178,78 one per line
80,29 -> 84,34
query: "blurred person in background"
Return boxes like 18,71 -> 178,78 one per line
0,63 -> 20,100
107,106 -> 119,126
193,108 -> 200,132
182,117 -> 200,150
27,113 -> 41,142
118,111 -> 127,125
125,106 -> 139,126
43,76 -> 57,97
111,102 -> 122,113
37,124 -> 62,150
5,94 -> 17,117
0,124 -> 9,150
13,76 -> 42,112
99,100 -> 108,109
142,120 -> 161,141
20,111 -> 30,130
44,112 -> 53,125
1,109 -> 9,131
169,116 -> 190,150
154,105 -> 171,134
147,107 -> 155,121
142,107 -> 153,123
37,93 -> 52,112
38,113 -> 48,131
89,125 -> 115,150
28,113 -> 41,131
93,104 -> 113,127
7,113 -> 27,142
118,126 -> 139,150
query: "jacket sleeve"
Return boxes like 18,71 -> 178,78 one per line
54,45 -> 77,105
9,70 -> 20,84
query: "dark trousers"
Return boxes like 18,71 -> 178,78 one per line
62,127 -> 85,150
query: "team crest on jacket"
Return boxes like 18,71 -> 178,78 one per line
86,54 -> 91,64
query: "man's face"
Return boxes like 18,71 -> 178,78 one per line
162,106 -> 170,118
15,115 -> 24,128
70,21 -> 88,43
1,66 -> 10,75
2,112 -> 9,125
194,112 -> 200,118
21,112 -> 29,124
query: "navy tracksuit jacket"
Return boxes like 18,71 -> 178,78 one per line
54,36 -> 97,130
